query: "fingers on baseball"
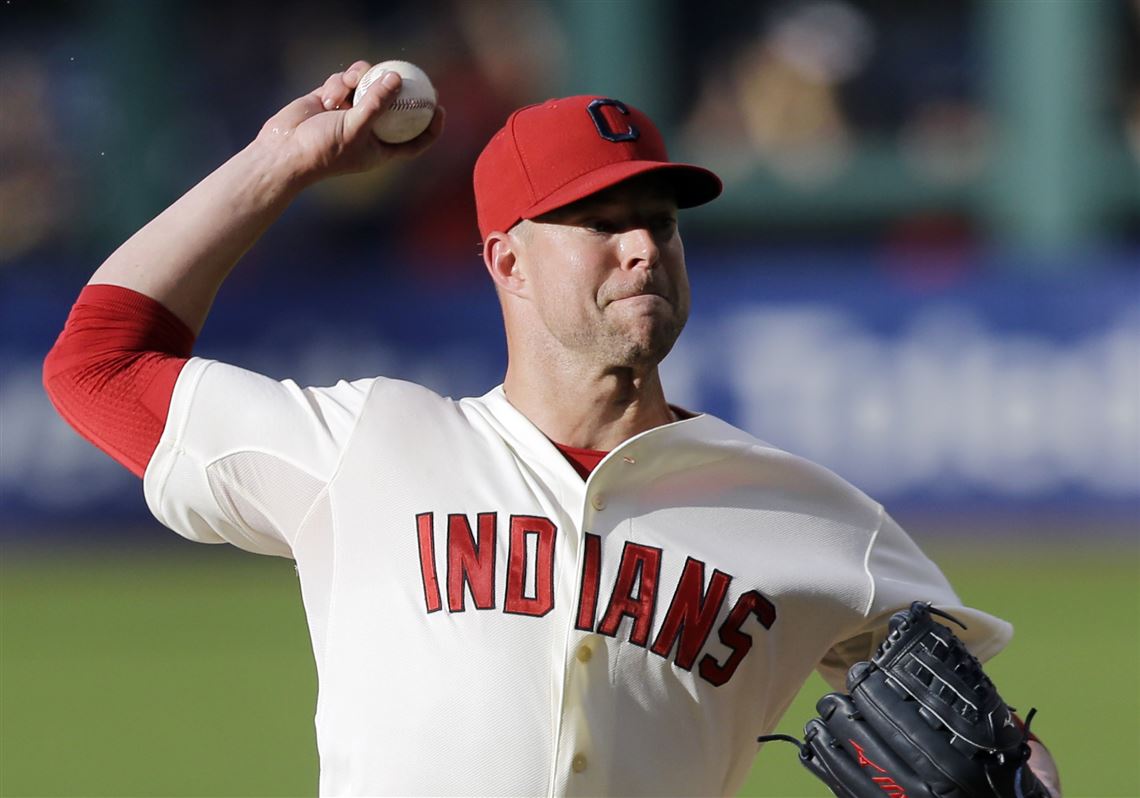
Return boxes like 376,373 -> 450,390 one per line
318,70 -> 355,110
343,93 -> 386,142
318,61 -> 373,110
343,75 -> 416,145
342,60 -> 372,87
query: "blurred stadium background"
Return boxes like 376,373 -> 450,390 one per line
2,0 -> 1137,795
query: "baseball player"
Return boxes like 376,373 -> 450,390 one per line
44,62 -> 1061,796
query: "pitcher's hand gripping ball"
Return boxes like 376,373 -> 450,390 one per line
760,602 -> 1051,798
353,59 -> 437,143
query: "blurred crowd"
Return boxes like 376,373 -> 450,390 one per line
2,0 -> 1138,280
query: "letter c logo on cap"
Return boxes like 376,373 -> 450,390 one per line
587,99 -> 640,143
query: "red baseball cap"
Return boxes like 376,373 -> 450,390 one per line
473,95 -> 722,240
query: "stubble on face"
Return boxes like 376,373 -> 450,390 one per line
516,180 -> 690,373
591,270 -> 689,369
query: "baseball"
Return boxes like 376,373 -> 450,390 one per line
353,60 -> 437,144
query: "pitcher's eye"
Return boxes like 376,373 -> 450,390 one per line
585,219 -> 618,234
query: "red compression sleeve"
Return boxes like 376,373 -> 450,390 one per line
42,284 -> 196,477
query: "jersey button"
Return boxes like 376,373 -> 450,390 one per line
576,644 -> 593,663
590,494 -> 606,510
572,753 -> 588,773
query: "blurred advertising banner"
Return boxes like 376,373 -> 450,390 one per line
2,251 -> 1137,527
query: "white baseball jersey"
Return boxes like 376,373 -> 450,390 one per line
143,357 -> 1012,797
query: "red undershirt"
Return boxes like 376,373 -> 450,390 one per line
553,443 -> 609,480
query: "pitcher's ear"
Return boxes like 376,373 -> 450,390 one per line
482,229 -> 526,297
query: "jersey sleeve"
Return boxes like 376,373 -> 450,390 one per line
816,512 -> 1013,691
143,357 -> 374,558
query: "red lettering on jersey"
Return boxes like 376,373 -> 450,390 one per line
850,740 -> 887,773
415,512 -> 442,613
504,515 -> 557,617
697,589 -> 777,687
597,542 -> 663,647
446,512 -> 497,611
575,532 -> 602,631
649,557 -> 731,670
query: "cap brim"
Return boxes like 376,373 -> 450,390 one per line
520,161 -> 722,222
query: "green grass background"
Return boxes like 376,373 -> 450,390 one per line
2,532 -> 1137,797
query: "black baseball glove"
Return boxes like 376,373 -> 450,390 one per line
760,602 -> 1050,798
